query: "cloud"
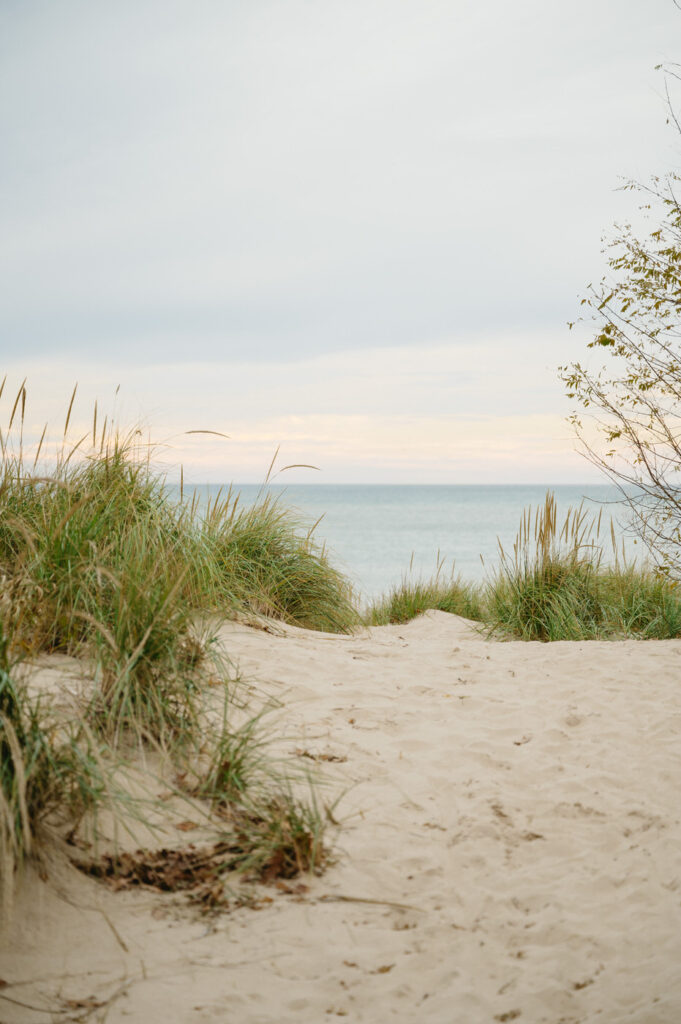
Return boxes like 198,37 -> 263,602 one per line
0,0 -> 676,365
0,0 -> 677,481
1,328 -> 597,482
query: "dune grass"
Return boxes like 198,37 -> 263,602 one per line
483,493 -> 607,642
364,493 -> 681,641
483,492 -> 681,641
365,568 -> 484,626
186,704 -> 330,885
200,492 -> 358,634
0,383 -> 357,740
0,382 -> 346,910
486,557 -> 681,641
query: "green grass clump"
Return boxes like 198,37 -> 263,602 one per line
484,492 -> 681,641
200,494 -> 359,634
224,790 -> 329,882
192,707 -> 268,807
0,382 -> 358,743
187,715 -> 329,888
484,494 -> 604,640
197,712 -> 329,881
364,493 -> 681,641
0,381 -> 341,908
592,564 -> 681,639
365,573 -> 484,626
0,437 -> 204,743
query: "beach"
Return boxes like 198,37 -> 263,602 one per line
4,0 -> 681,1019
2,610 -> 680,1024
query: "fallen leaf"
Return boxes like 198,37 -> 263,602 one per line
275,880 -> 310,894
573,977 -> 594,990
294,748 -> 347,763
491,802 -> 511,821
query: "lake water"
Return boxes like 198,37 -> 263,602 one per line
183,483 -> 638,602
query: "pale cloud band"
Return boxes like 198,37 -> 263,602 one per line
5,330 -> 597,483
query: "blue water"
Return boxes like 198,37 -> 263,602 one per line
180,484 -> 636,602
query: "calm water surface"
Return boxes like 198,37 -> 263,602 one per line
182,484 -> 636,602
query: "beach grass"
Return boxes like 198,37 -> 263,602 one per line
482,492 -> 681,641
0,384 -> 357,736
363,492 -> 681,641
365,571 -> 484,626
0,383 -> 346,909
200,492 -> 359,634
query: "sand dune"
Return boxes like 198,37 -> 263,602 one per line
2,611 -> 681,1023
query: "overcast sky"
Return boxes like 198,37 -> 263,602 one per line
1,0 -> 679,482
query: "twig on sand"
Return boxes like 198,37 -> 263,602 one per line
52,883 -> 130,953
0,979 -> 132,1021
97,911 -> 129,954
317,894 -> 425,913
0,978 -> 132,1019
0,990 -> 75,1014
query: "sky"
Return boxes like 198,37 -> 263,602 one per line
0,0 -> 679,484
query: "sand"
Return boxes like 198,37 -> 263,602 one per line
1,611 -> 681,1023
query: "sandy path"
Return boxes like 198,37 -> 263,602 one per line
2,612 -> 681,1023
